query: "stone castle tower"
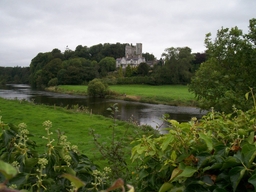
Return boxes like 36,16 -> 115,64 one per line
125,43 -> 142,58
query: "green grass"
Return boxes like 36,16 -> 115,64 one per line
54,84 -> 197,106
0,97 -> 145,167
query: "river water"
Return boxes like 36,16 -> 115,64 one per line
0,84 -> 207,132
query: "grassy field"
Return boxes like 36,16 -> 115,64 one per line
0,97 -> 147,167
53,84 -> 197,106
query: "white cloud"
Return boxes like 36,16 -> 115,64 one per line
0,0 -> 255,67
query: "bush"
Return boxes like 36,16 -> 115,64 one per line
87,78 -> 109,98
131,105 -> 256,191
48,77 -> 58,86
0,118 -> 97,191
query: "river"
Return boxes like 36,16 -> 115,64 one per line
0,84 -> 207,132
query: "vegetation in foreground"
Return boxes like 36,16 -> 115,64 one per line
49,84 -> 197,106
0,98 -> 153,167
0,97 -> 156,191
1,93 -> 256,191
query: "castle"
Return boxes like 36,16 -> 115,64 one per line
116,43 -> 146,68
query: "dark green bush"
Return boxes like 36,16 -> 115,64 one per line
87,78 -> 109,98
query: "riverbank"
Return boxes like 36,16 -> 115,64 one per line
0,97 -> 155,167
47,84 -> 199,107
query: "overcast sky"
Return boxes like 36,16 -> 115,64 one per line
0,0 -> 255,67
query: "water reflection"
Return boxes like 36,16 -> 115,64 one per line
0,84 -> 207,131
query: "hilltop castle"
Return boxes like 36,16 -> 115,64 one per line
116,43 -> 146,68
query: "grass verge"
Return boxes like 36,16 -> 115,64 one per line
0,97 -> 150,167
49,84 -> 198,106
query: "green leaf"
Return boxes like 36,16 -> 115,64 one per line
61,173 -> 85,189
171,165 -> 197,182
161,135 -> 174,151
168,119 -> 179,127
9,173 -> 28,188
245,92 -> 250,100
199,133 -> 213,151
221,156 -> 240,170
0,160 -> 17,180
178,166 -> 197,178
213,188 -> 229,192
171,151 -> 177,162
241,143 -> 256,167
248,173 -> 256,190
169,168 -> 182,181
246,131 -> 255,144
159,182 -> 173,192
229,166 -> 246,192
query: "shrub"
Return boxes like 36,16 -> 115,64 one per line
87,78 -> 109,98
131,105 -> 256,191
48,77 -> 58,86
0,118 -> 97,191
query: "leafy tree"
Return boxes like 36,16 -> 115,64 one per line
0,66 -> 30,84
125,65 -> 133,77
98,57 -> 116,77
142,52 -> 155,61
137,62 -> 149,76
57,69 -> 68,85
74,45 -> 90,59
87,78 -> 109,98
152,47 -> 194,84
40,58 -> 63,88
51,48 -> 64,60
63,49 -> 75,60
191,52 -> 206,72
48,77 -> 58,86
89,44 -> 104,62
189,18 -> 256,112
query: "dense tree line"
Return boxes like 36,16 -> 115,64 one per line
0,66 -> 30,85
116,48 -> 206,85
29,43 -> 127,88
1,42 -> 206,88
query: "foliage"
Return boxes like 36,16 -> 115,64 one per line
98,57 -> 116,77
157,47 -> 194,84
29,43 -> 129,88
142,52 -> 155,61
0,66 -> 30,85
87,78 -> 109,98
189,18 -> 256,112
137,63 -> 149,76
0,117 -> 98,191
90,103 -> 129,180
131,101 -> 256,191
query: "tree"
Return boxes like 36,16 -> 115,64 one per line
137,62 -> 149,76
142,52 -> 155,61
98,57 -> 116,77
189,18 -> 256,112
125,65 -> 132,77
155,47 -> 194,84
87,79 -> 109,98
191,52 -> 207,72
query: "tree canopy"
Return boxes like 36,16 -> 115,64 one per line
189,18 -> 256,112
29,43 -> 129,88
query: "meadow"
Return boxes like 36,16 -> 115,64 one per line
0,97 -> 148,167
53,84 -> 197,106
